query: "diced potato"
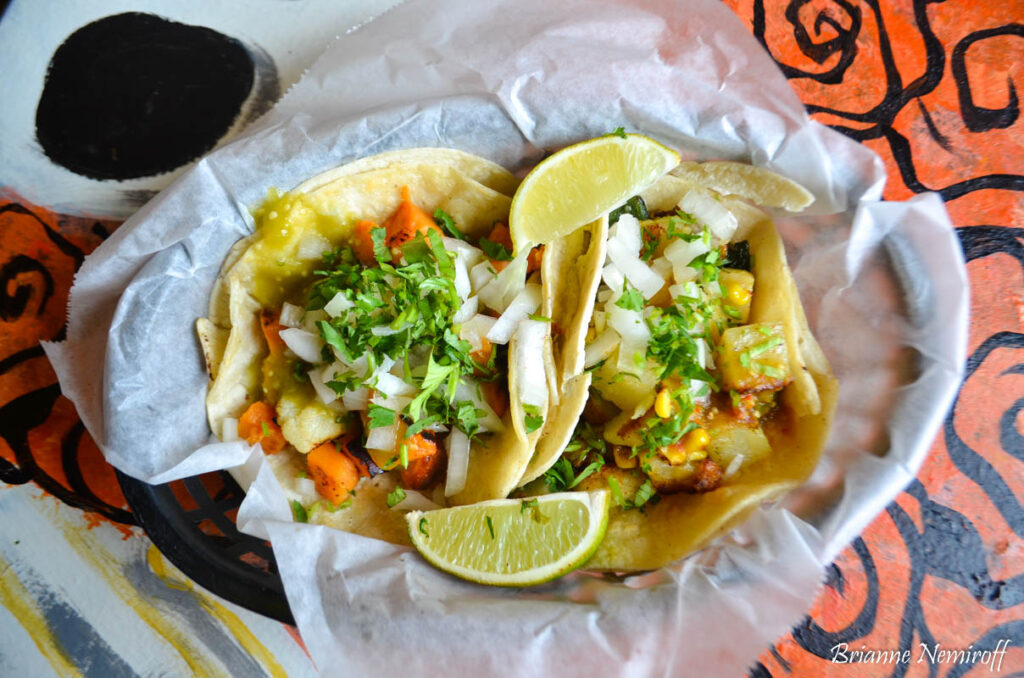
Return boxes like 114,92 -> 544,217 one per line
645,454 -> 700,493
278,393 -> 344,453
718,268 -> 754,323
706,419 -> 771,475
718,322 -> 791,393
591,349 -> 659,413
603,408 -> 648,447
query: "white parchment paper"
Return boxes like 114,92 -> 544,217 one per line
44,0 -> 969,674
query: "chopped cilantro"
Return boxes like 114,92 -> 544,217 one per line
433,208 -> 463,240
543,456 -> 604,492
290,500 -> 308,523
405,414 -> 440,437
520,498 -> 539,513
609,126 -> 628,139
485,515 -> 495,539
418,517 -> 429,537
291,361 -> 309,382
367,403 -> 396,429
386,487 -> 407,508
260,421 -> 271,437
523,404 -> 544,434
607,477 -> 657,510
615,283 -> 644,312
607,476 -> 625,507
479,237 -> 513,261
748,336 -> 783,357
370,226 -> 390,263
528,313 -> 552,322
399,443 -> 409,468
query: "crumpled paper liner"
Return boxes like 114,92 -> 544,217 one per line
44,0 -> 968,674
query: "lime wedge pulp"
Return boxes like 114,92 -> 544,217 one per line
509,133 -> 680,252
406,491 -> 610,587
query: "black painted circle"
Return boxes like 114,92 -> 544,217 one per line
35,12 -> 254,180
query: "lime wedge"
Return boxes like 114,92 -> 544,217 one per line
509,133 -> 680,252
670,161 -> 814,212
406,491 -> 610,586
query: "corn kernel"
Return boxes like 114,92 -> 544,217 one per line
682,427 -> 710,453
687,449 -> 708,462
654,388 -> 674,418
726,282 -> 752,307
661,445 -> 688,465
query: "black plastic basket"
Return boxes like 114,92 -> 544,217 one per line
117,469 -> 293,624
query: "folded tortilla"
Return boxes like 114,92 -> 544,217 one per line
200,149 -> 550,543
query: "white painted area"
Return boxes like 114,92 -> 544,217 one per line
0,0 -> 401,217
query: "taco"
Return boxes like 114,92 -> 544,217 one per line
198,149 -> 556,544
522,161 -> 837,571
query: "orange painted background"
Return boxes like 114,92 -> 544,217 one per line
1,1 -> 1021,675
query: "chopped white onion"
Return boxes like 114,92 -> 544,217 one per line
650,256 -> 673,281
374,372 -> 417,397
584,328 -> 620,368
391,490 -> 444,512
607,304 -> 649,374
444,429 -> 471,497
279,302 -> 304,328
370,392 -> 411,413
606,235 -> 665,298
221,417 -> 239,442
365,420 -> 400,451
324,292 -> 354,317
441,237 -> 485,270
513,320 -> 550,409
459,314 -> 497,352
279,328 -> 324,363
454,380 -> 504,433
697,338 -> 714,370
597,288 -> 613,304
486,283 -> 542,345
300,310 -> 327,335
342,386 -> 369,411
453,257 -> 472,301
725,453 -> 746,479
678,188 -> 738,243
664,237 -> 710,270
371,323 -> 406,336
293,477 -> 320,506
452,295 -> 478,324
608,214 -> 644,253
297,232 -> 331,260
309,366 -> 339,404
469,260 -> 498,293
601,263 -> 625,295
478,251 -> 529,312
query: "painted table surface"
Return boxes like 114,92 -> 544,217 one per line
0,0 -> 1021,675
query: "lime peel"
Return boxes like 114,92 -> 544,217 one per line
509,133 -> 680,252
406,491 -> 610,587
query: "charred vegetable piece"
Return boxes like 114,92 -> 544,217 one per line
609,195 -> 650,225
723,240 -> 751,271
399,433 -> 445,490
238,401 -> 286,454
381,186 -> 444,260
307,440 -> 367,504
718,322 -> 791,393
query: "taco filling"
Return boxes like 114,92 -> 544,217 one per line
200,151 -> 553,540
525,165 -> 836,570
562,200 -> 784,499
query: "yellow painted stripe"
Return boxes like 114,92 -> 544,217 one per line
0,553 -> 79,677
146,546 -> 290,678
58,525 -> 225,678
